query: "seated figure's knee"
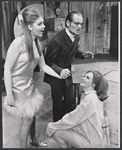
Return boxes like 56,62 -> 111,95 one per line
54,130 -> 66,141
54,130 -> 67,146
54,130 -> 63,137
54,130 -> 60,138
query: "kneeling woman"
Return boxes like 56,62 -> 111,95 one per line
46,70 -> 109,148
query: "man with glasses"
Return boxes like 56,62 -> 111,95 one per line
44,11 -> 93,122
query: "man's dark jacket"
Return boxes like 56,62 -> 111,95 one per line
44,29 -> 84,87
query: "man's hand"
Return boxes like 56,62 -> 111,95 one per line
83,51 -> 94,58
60,69 -> 71,79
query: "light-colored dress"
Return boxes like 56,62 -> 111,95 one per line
46,90 -> 104,148
3,36 -> 44,118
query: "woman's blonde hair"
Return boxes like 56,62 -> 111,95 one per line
21,7 -> 42,61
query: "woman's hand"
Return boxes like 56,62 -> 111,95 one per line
6,94 -> 15,107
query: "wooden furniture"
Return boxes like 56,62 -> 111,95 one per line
73,83 -> 81,108
100,100 -> 113,148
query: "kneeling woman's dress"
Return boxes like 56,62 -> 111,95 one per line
46,90 -> 104,148
3,36 -> 44,118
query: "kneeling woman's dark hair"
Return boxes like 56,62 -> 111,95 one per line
86,70 -> 109,101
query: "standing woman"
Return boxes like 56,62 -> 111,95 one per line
3,7 -> 61,148
46,70 -> 109,148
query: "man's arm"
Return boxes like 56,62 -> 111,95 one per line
74,36 -> 85,59
75,50 -> 85,59
75,35 -> 94,59
45,40 -> 71,78
45,40 -> 63,74
75,50 -> 94,59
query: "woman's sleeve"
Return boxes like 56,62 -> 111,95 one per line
46,96 -> 95,137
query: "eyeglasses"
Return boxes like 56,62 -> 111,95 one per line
72,21 -> 84,27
